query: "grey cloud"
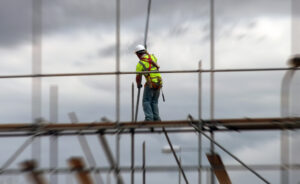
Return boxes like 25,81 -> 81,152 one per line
168,24 -> 189,36
214,0 -> 290,19
0,0 -> 290,48
97,36 -> 143,57
0,0 -> 32,47
98,44 -> 116,57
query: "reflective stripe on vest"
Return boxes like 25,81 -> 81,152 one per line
138,61 -> 156,72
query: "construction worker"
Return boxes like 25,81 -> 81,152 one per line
135,44 -> 162,121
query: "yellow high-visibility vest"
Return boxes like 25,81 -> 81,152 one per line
136,54 -> 162,85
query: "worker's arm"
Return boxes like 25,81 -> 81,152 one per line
136,74 -> 142,88
136,63 -> 143,88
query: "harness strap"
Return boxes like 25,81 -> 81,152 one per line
147,55 -> 152,71
138,61 -> 148,72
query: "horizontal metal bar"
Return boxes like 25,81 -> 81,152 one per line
1,164 -> 300,175
0,127 -> 283,138
0,67 -> 299,79
0,118 -> 299,134
0,128 -> 199,137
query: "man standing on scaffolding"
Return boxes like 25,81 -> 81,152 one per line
135,44 -> 162,121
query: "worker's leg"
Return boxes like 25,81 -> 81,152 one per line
151,88 -> 161,121
143,85 -> 154,121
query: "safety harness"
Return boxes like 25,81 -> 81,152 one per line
139,54 -> 162,89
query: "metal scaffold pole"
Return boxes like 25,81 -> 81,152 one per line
116,0 -> 121,184
131,83 -> 135,184
210,0 -> 215,183
198,61 -> 202,184
0,1 -> 299,183
49,86 -> 58,184
142,142 -> 146,184
32,0 -> 42,165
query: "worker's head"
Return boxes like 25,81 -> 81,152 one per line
135,44 -> 147,58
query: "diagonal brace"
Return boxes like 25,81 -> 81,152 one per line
188,116 -> 270,184
162,127 -> 189,184
68,112 -> 104,184
1,135 -> 37,171
98,133 -> 124,184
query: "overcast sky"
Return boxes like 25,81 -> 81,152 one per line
0,0 -> 299,183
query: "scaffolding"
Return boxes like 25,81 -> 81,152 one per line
0,0 -> 299,184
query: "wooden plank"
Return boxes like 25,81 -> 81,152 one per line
206,154 -> 232,184
20,160 -> 47,184
68,157 -> 93,184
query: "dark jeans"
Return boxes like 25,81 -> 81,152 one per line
142,85 -> 161,121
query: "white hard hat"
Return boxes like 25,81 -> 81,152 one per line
135,44 -> 146,53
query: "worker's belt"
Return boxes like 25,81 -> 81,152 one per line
147,76 -> 162,89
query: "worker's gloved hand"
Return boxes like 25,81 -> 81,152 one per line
137,84 -> 143,89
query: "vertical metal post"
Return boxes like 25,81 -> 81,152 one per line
50,86 -> 58,184
206,169 -> 210,184
116,0 -> 121,184
287,0 -> 300,179
281,130 -> 289,184
144,0 -> 152,49
198,61 -> 202,184
142,142 -> 146,184
115,0 -> 121,123
280,70 -> 295,184
107,171 -> 112,184
131,132 -> 135,184
292,0 -> 300,54
49,86 -> 58,123
131,83 -> 135,184
210,0 -> 215,119
132,83 -> 135,122
210,0 -> 215,183
32,0 -> 42,164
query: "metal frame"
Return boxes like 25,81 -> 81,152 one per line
0,0 -> 298,183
